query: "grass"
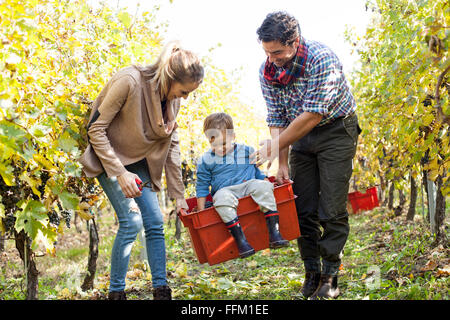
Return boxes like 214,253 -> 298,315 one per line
0,205 -> 448,300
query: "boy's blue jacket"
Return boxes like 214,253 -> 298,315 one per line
196,143 -> 266,197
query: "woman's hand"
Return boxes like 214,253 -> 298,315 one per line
117,171 -> 142,198
175,198 -> 189,214
165,120 -> 177,135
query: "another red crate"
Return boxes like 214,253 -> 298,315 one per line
178,179 -> 300,266
348,186 -> 379,214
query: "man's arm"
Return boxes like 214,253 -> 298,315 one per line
276,112 -> 323,151
269,127 -> 290,184
269,127 -> 289,165
252,112 -> 322,167
268,112 -> 322,184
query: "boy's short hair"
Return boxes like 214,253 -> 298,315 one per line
203,112 -> 234,138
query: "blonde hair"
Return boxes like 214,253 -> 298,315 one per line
137,41 -> 204,99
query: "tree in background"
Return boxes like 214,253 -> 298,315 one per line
0,0 -> 269,299
0,0 -> 164,299
346,0 -> 448,244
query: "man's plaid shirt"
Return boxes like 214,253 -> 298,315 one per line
259,39 -> 357,127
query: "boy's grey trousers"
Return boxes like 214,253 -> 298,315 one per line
213,179 -> 277,223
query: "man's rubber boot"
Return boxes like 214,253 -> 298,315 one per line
301,272 -> 321,298
310,274 -> 340,300
226,217 -> 255,258
264,211 -> 289,248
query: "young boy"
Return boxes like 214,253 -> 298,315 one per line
195,112 -> 288,258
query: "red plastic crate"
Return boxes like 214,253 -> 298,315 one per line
178,179 -> 300,266
348,186 -> 379,214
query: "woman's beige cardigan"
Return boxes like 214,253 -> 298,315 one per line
79,66 -> 185,200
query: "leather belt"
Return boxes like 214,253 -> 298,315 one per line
343,112 -> 355,119
319,112 -> 355,128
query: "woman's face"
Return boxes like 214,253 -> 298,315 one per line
166,81 -> 200,101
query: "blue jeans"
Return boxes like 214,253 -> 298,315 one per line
97,159 -> 167,292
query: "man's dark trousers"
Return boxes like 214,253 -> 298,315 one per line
289,114 -> 360,276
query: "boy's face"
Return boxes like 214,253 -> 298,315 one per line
207,129 -> 235,156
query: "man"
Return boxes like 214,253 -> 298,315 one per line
251,11 -> 361,299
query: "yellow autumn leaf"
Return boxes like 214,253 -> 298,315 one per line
428,168 -> 440,181
76,201 -> 93,220
175,263 -> 188,278
436,266 -> 450,277
78,210 -> 93,221
57,288 -> 72,300
21,172 -> 41,198
33,154 -> 54,170
126,269 -> 144,280
96,281 -> 108,291
422,114 -> 435,126
78,202 -> 90,210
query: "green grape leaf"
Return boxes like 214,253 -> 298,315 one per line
15,200 -> 48,239
59,191 -> 79,211
57,131 -> 78,153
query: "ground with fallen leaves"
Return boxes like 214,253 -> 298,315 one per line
0,206 -> 448,300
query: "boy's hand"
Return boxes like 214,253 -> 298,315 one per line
197,197 -> 206,211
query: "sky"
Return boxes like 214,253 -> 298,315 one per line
114,0 -> 371,112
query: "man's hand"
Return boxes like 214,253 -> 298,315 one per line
276,164 -> 291,185
250,138 -> 279,167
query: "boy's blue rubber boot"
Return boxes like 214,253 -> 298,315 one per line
264,211 -> 289,248
226,218 -> 255,258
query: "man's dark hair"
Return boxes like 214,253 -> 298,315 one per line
256,11 -> 300,46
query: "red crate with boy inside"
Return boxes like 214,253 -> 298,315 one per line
178,112 -> 300,266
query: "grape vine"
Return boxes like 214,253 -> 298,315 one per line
346,0 -> 448,240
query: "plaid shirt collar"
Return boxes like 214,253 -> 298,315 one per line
263,37 -> 308,87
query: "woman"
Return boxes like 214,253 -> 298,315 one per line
79,41 -> 204,300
